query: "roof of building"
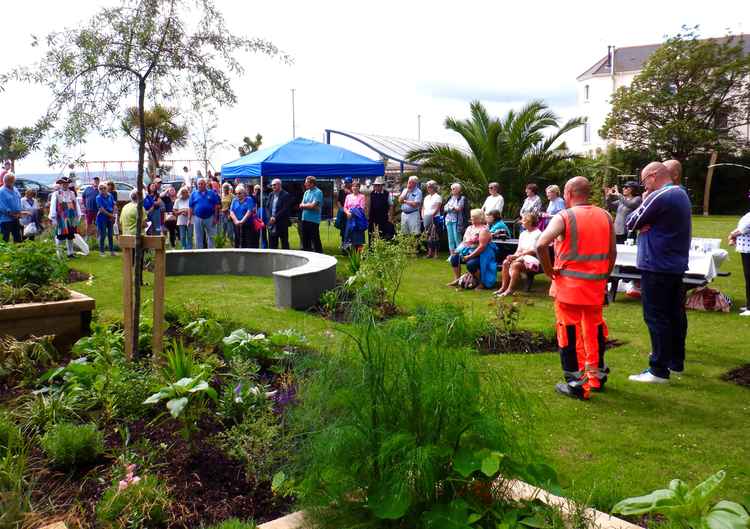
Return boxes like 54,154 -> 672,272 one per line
577,34 -> 750,80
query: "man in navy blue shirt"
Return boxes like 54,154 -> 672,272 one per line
625,161 -> 692,383
82,176 -> 100,237
189,178 -> 220,249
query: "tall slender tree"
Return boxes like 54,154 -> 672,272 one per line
2,0 -> 288,356
407,100 -> 583,209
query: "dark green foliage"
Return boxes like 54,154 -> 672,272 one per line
204,519 -> 257,529
96,475 -> 171,529
0,240 -> 68,288
0,414 -> 21,458
17,391 -> 85,435
215,411 -> 287,484
287,306 -> 543,529
96,362 -> 159,420
0,429 -> 31,529
216,380 -> 272,426
41,422 -> 104,469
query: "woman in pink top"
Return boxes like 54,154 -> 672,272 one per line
343,181 -> 367,251
447,209 -> 491,288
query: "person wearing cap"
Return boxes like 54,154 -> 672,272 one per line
49,176 -> 82,257
368,176 -> 393,243
266,178 -> 293,249
399,176 -> 422,236
0,172 -> 28,243
82,176 -> 101,237
605,182 -> 642,244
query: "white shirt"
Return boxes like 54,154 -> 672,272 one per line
421,192 -> 442,218
49,189 -> 81,221
182,172 -> 193,190
736,212 -> 750,253
482,194 -> 505,216
518,228 -> 542,266
174,197 -> 191,226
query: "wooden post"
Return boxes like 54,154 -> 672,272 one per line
122,245 -> 134,360
151,237 -> 166,355
119,235 -> 166,359
703,150 -> 719,216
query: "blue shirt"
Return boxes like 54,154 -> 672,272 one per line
301,187 -> 324,224
83,185 -> 99,212
189,189 -> 220,219
95,194 -> 115,223
400,187 -> 422,214
547,197 -> 565,216
626,185 -> 692,274
0,186 -> 22,223
230,196 -> 256,221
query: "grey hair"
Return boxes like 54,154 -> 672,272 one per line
271,178 -> 282,186
129,189 -> 139,201
450,182 -> 462,192
178,186 -> 190,196
196,177 -> 207,186
235,184 -> 247,194
408,175 -> 419,183
222,183 -> 232,192
426,180 -> 438,190
546,184 -> 560,195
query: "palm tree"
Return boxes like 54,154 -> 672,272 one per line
407,100 -> 584,212
122,105 -> 188,174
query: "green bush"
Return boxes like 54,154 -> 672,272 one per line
96,475 -> 171,529
41,423 -> 104,469
0,414 -> 21,458
17,391 -> 85,435
97,363 -> 159,420
287,309 -> 545,529
204,519 -> 257,529
0,240 -> 68,288
215,411 -> 286,483
216,380 -> 272,426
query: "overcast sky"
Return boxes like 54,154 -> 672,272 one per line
1,0 -> 747,175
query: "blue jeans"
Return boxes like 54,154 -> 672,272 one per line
641,271 -> 687,378
97,219 -> 114,253
193,216 -> 216,249
178,224 -> 193,249
446,221 -> 460,253
222,213 -> 234,242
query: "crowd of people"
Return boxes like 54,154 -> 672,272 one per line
4,158 -> 748,403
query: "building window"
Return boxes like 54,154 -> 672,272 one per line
583,120 -> 591,144
584,84 -> 590,101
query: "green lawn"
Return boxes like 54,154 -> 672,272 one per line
70,216 -> 750,507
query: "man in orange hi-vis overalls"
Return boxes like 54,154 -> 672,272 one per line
536,176 -> 617,400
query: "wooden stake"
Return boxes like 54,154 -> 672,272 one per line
122,246 -> 134,360
152,240 -> 166,355
703,150 -> 719,216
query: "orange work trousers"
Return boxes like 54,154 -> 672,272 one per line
554,300 -> 608,394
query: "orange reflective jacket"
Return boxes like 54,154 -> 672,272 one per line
552,205 -> 612,305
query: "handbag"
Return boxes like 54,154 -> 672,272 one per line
252,216 -> 265,231
23,223 -> 39,237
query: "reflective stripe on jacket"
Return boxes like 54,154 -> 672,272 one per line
552,206 -> 612,305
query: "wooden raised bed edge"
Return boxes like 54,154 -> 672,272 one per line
0,289 -> 95,352
256,479 -> 645,529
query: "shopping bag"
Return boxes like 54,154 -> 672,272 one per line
73,233 -> 90,256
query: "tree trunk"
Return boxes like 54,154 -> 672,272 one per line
132,79 -> 147,359
702,150 -> 719,216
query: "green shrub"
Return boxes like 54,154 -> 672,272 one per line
41,423 -> 104,469
287,313 -> 544,529
204,519 -> 257,529
17,391 -> 84,435
184,318 -> 225,347
96,475 -> 171,529
0,240 -> 68,288
96,363 -> 159,420
216,381 -> 272,426
0,439 -> 31,529
160,339 -> 204,381
215,411 -> 286,483
0,414 -> 21,458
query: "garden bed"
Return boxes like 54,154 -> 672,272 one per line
476,329 -> 557,354
721,364 -> 750,388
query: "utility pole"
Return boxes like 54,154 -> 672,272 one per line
291,88 -> 296,138
417,114 -> 421,141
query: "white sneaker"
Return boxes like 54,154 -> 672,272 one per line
99,252 -> 106,257
628,370 -> 669,384
740,310 -> 750,317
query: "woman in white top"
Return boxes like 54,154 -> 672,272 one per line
421,180 -> 443,258
481,182 -> 505,216
49,176 -> 82,258
173,186 -> 193,249
728,202 -> 750,315
20,189 -> 40,240
494,213 -> 542,297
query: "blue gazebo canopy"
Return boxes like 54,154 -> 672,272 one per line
221,137 -> 385,180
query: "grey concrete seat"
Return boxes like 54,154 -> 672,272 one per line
165,249 -> 337,309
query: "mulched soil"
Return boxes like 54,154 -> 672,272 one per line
29,414 -> 291,529
476,330 -> 557,355
66,268 -> 91,283
721,364 -> 750,388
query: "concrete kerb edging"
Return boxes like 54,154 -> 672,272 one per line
256,479 -> 645,529
165,249 -> 337,310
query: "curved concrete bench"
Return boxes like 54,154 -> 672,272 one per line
165,249 -> 337,309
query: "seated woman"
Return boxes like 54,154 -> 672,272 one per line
447,209 -> 495,289
485,209 -> 510,241
494,213 -> 542,297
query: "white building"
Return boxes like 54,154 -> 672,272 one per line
573,37 -> 750,155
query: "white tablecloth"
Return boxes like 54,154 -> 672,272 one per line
615,242 -> 727,282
